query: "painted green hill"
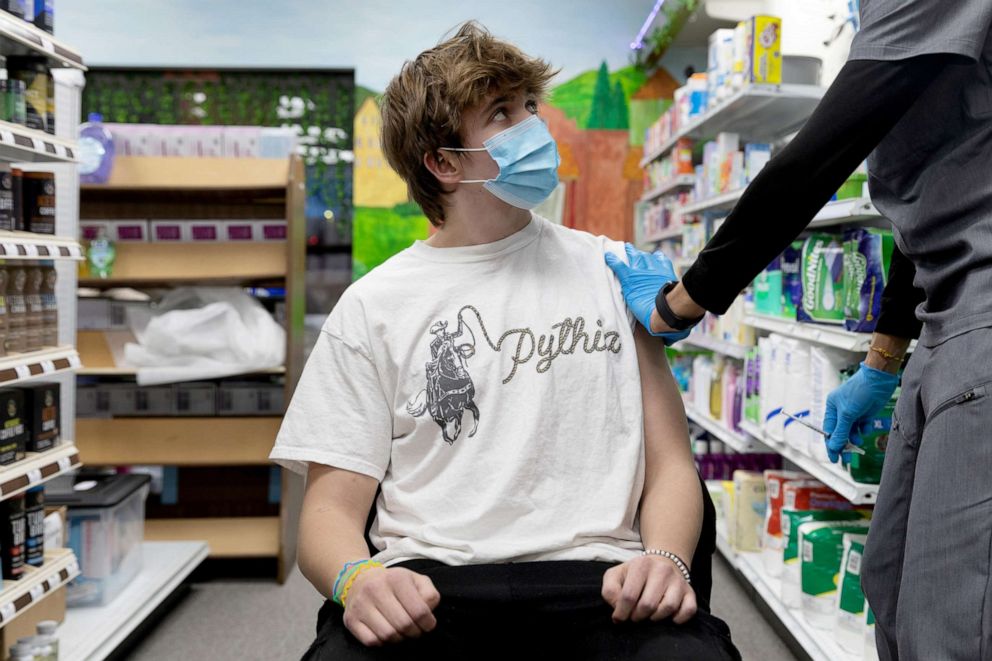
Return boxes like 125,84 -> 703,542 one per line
355,85 -> 381,112
549,65 -> 647,129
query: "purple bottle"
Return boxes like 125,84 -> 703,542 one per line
79,113 -> 115,184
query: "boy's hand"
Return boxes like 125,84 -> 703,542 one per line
601,555 -> 697,625
342,567 -> 441,647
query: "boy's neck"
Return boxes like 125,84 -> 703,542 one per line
427,198 -> 532,248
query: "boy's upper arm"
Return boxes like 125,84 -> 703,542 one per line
633,323 -> 693,463
270,327 -> 393,480
304,462 -> 379,523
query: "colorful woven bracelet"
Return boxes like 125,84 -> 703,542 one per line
340,561 -> 384,607
332,559 -> 368,601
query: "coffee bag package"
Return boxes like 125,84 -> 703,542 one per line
23,266 -> 43,351
41,265 -> 56,346
22,382 -> 59,452
0,493 -> 26,580
0,164 -> 14,231
23,171 -> 55,234
0,266 -> 9,357
0,388 -> 27,464
5,266 -> 26,353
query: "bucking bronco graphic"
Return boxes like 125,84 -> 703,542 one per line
406,317 -> 481,445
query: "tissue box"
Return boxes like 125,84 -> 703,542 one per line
843,228 -> 894,333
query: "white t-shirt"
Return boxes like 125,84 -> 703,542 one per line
271,214 -> 647,566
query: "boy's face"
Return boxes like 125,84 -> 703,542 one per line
455,89 -> 539,181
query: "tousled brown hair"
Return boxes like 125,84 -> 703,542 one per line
380,21 -> 557,226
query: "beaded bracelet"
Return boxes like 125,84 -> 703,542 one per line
642,549 -> 692,584
339,561 -> 384,607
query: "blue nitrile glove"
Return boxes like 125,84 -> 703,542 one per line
604,243 -> 689,345
822,362 -> 900,464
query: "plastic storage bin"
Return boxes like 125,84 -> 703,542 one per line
46,473 -> 150,607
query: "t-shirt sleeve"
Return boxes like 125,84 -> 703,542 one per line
269,329 -> 392,480
603,239 -> 637,330
849,0 -> 992,62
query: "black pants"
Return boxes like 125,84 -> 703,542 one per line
303,560 -> 741,661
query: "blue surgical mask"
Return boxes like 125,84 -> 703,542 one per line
441,115 -> 560,210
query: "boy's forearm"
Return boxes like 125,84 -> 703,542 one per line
299,504 -> 374,599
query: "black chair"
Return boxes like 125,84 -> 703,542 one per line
362,471 -> 717,609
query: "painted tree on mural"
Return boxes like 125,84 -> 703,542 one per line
587,61 -> 630,130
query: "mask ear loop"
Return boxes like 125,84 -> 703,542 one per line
438,146 -> 491,184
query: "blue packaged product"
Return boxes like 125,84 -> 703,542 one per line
33,0 -> 52,33
798,234 -> 845,324
843,228 -> 895,333
781,241 -> 803,319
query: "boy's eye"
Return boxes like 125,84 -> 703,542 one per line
492,109 -> 508,121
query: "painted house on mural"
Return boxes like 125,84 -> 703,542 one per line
353,96 -> 408,208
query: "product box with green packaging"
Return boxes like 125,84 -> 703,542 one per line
781,509 -> 870,609
835,533 -> 869,655
754,257 -> 783,316
845,396 -> 897,485
800,522 -> 872,629
843,228 -> 895,333
798,233 -> 845,325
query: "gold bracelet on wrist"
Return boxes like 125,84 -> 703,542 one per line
869,345 -> 905,363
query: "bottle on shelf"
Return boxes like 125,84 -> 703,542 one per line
86,226 -> 116,279
9,642 -> 34,661
78,113 -> 115,184
36,621 -> 59,659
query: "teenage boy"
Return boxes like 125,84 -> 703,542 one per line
271,22 -> 740,661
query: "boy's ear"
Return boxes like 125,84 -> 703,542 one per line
424,150 -> 462,186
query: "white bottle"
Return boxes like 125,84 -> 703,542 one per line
36,621 -> 58,660
10,641 -> 35,661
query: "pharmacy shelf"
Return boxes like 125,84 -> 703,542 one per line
685,405 -> 763,453
77,329 -> 286,377
808,197 -> 883,228
60,542 -> 209,661
715,528 -> 860,661
640,175 -> 696,203
640,84 -> 826,167
0,345 -> 82,386
80,156 -> 289,191
145,517 -> 280,558
0,548 -> 79,628
744,314 -> 871,352
679,188 -> 745,216
680,333 -> 752,359
0,10 -> 85,70
642,225 -> 685,243
739,420 -> 879,504
77,242 -> 287,287
0,230 -> 84,259
76,417 -> 282,466
0,120 -> 78,164
0,442 -> 81,501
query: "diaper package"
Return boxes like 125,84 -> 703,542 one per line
761,470 -> 808,576
732,470 -> 767,552
783,342 -> 815,455
780,506 -> 869,608
835,533 -> 869,654
798,234 -> 845,325
808,347 -> 858,462
781,241 -> 803,319
846,395 -> 897,485
767,337 -> 800,442
843,228 -> 895,333
800,522 -> 872,628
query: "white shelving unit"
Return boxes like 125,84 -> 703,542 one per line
0,346 -> 82,387
743,314 -> 871,352
640,174 -> 696,203
681,333 -> 752,360
715,528 -> 860,661
680,188 -> 745,216
0,230 -> 84,259
0,442 -> 81,500
809,197 -> 883,228
640,84 -> 826,167
739,420 -> 879,504
60,542 -> 209,661
0,120 -> 78,164
642,225 -> 685,243
0,548 -> 79,628
0,11 -> 85,70
685,404 -> 763,453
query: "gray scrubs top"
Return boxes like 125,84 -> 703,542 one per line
850,0 -> 992,346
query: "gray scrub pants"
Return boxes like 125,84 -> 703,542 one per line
862,327 -> 992,661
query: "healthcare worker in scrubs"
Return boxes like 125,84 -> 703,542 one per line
607,2 -> 992,659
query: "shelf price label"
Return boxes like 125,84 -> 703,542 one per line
0,130 -> 13,146
66,559 -> 79,576
68,354 -> 82,369
40,360 -> 55,374
40,36 -> 53,53
68,244 -> 82,258
57,456 -> 72,472
29,583 -> 44,602
26,468 -> 42,485
23,244 -> 38,257
53,144 -> 66,159
1,243 -> 16,257
30,137 -> 44,153
14,364 -> 30,380
0,601 -> 15,623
